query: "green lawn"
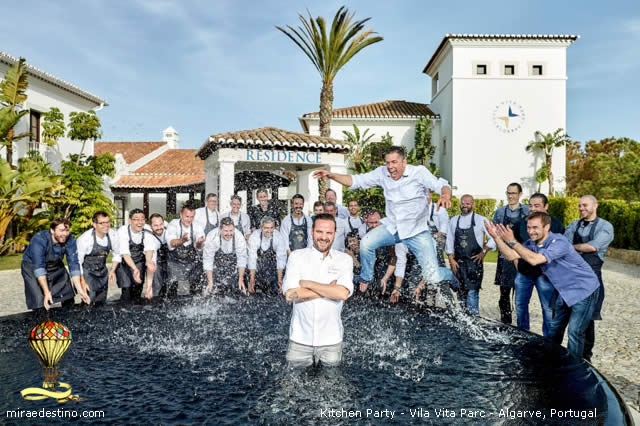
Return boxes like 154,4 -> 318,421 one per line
0,253 -> 23,271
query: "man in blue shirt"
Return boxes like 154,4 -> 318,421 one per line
564,195 -> 614,361
21,218 -> 90,310
485,212 -> 600,359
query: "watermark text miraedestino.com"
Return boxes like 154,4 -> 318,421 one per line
319,407 -> 598,421
6,408 -> 105,419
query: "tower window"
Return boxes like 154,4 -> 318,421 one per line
504,65 -> 515,75
476,64 -> 487,75
532,65 -> 543,76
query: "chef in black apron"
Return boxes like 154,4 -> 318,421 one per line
203,217 -> 248,296
166,204 -> 206,298
115,209 -> 148,303
282,194 -> 310,254
195,193 -> 220,237
144,213 -> 168,299
248,216 -> 285,295
446,196 -> 494,315
21,218 -> 90,310
565,195 -> 614,362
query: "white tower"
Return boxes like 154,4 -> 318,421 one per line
423,34 -> 578,199
163,126 -> 180,149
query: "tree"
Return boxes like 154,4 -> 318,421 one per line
67,110 -> 102,165
566,137 -> 640,202
41,107 -> 66,158
525,128 -> 571,195
409,116 -> 436,166
0,58 -> 30,165
0,157 -> 64,254
343,124 -> 375,173
277,6 -> 383,199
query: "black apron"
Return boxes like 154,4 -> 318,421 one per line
573,218 -> 604,320
427,202 -> 446,267
22,233 -> 75,310
150,231 -> 169,296
373,246 -> 391,284
82,229 -> 111,303
213,233 -> 238,290
204,209 -> 219,235
116,226 -> 146,289
494,206 -> 526,287
288,215 -> 308,251
167,222 -> 198,282
256,232 -> 277,291
453,213 -> 484,291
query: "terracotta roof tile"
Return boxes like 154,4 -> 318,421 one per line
302,100 -> 436,119
197,126 -> 351,159
94,142 -> 167,164
111,149 -> 204,189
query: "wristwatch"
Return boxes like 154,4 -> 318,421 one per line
507,240 -> 517,249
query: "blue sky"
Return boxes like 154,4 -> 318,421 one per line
1,0 -> 638,149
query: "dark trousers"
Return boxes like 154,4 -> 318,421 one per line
548,288 -> 599,359
498,286 -> 513,324
120,285 -> 142,303
583,321 -> 596,362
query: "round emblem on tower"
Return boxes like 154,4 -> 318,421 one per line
492,101 -> 526,133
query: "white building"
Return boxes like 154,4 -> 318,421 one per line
0,50 -> 107,169
424,34 -> 578,199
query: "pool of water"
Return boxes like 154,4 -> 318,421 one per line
0,296 -> 632,424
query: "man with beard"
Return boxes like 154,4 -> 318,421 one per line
22,218 -> 90,311
77,211 -> 120,305
492,183 -> 529,324
166,204 -> 206,298
116,209 -> 152,302
564,195 -> 614,361
203,217 -> 248,295
280,194 -> 312,254
195,193 -> 220,236
345,199 -> 364,237
247,216 -> 287,295
512,193 -> 565,336
445,195 -> 495,315
248,188 -> 282,232
486,212 -> 600,359
314,146 -> 457,296
144,213 -> 169,299
283,213 -> 353,368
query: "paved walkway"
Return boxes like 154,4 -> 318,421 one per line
1,258 -> 638,413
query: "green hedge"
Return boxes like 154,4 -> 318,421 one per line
548,197 -> 580,225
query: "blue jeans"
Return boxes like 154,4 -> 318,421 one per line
457,289 -> 479,315
359,226 -> 454,284
514,272 -> 554,337
547,288 -> 600,359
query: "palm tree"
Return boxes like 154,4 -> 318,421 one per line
526,128 -> 571,195
277,6 -> 382,199
0,58 -> 30,166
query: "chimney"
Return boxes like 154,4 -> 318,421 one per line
163,126 -> 179,149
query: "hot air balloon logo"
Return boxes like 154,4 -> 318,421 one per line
21,321 -> 80,402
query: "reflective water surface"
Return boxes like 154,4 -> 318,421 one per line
0,296 -> 632,424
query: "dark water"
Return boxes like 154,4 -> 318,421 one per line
0,296 -> 632,425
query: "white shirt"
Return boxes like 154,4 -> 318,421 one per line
336,204 -> 349,219
202,228 -> 248,271
357,223 -> 367,239
117,225 -> 155,256
247,229 -> 288,270
445,213 -> 496,255
221,211 -> 251,237
346,215 -> 364,234
331,217 -> 349,252
194,207 -> 220,231
77,228 -> 121,273
145,230 -> 167,263
165,219 -> 205,251
349,164 -> 448,239
426,201 -> 449,234
282,247 -> 353,346
280,214 -> 313,251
